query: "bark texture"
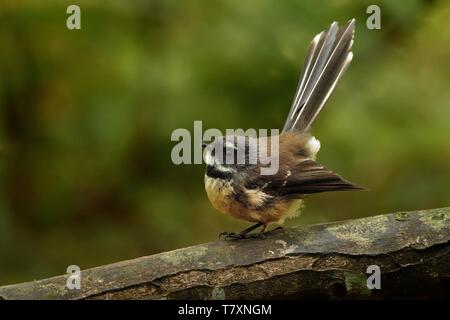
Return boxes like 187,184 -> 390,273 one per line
0,207 -> 449,299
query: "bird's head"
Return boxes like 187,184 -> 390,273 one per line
203,135 -> 258,179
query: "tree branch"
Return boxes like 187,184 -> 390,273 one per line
0,207 -> 449,299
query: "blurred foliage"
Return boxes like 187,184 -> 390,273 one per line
0,0 -> 449,284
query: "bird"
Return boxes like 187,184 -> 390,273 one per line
202,19 -> 364,240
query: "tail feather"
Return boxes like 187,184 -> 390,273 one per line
283,19 -> 355,133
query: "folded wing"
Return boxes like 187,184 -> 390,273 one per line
246,159 -> 364,197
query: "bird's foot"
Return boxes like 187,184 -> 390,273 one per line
219,231 -> 265,241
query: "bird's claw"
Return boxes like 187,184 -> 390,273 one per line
219,231 -> 265,241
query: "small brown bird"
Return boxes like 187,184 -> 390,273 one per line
203,19 -> 363,240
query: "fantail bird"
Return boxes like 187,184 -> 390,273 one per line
203,19 -> 364,240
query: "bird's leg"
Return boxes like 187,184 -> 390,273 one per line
259,224 -> 268,233
240,222 -> 265,235
219,222 -> 266,240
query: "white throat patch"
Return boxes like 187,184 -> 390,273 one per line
204,148 -> 236,173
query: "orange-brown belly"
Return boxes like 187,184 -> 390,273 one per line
204,175 -> 303,224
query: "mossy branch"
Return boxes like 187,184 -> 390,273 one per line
0,207 -> 449,299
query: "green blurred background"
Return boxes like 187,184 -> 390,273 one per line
1,0 -> 449,285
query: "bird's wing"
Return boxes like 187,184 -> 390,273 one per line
246,159 -> 363,196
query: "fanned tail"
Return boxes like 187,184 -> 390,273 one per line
283,19 -> 355,133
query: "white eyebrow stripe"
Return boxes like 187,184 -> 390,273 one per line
215,164 -> 235,172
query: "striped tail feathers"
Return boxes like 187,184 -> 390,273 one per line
283,19 -> 355,133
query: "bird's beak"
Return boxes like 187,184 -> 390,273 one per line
201,143 -> 207,148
